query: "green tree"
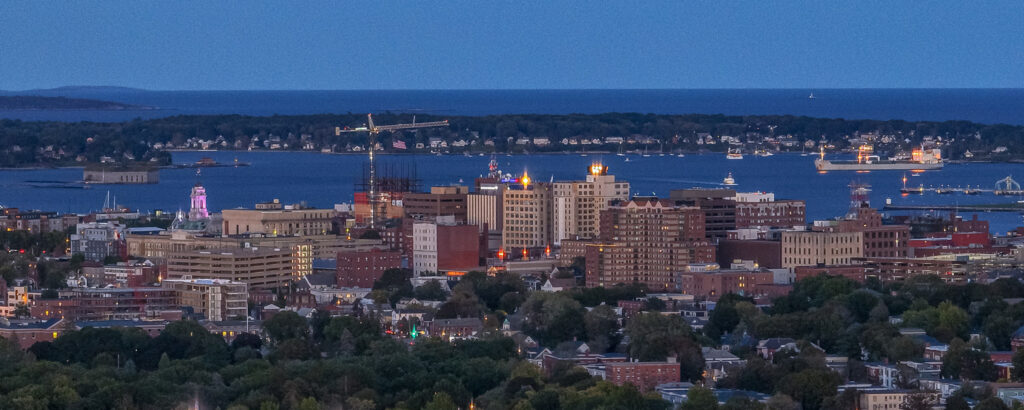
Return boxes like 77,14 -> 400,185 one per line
1013,348 -> 1024,382
520,292 -> 586,346
262,311 -> 309,343
680,385 -> 719,410
626,313 -> 704,381
584,304 -> 619,353
775,368 -> 842,410
900,391 -> 937,410
414,280 -> 448,301
423,392 -> 458,410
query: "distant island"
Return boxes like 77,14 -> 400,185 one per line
0,95 -> 147,110
0,112 -> 1021,167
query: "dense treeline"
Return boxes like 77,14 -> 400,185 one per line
1,314 -> 670,409
2,112 -> 1023,166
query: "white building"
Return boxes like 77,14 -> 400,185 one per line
412,221 -> 439,276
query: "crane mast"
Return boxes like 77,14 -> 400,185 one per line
336,114 -> 449,228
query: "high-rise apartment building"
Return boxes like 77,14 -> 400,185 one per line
584,199 -> 716,290
552,163 -> 630,245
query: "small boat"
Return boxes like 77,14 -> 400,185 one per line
625,157 -> 631,162
809,93 -> 816,99
677,154 -> 685,158
723,173 -> 737,186
726,149 -> 744,160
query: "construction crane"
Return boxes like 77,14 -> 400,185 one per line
336,114 -> 449,228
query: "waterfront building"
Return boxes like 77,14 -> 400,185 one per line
83,167 -> 159,184
166,247 -> 294,290
584,198 -> 715,290
501,171 -> 554,251
552,163 -> 630,245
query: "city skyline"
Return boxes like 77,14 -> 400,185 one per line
2,2 -> 1023,90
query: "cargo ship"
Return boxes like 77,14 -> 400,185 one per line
815,146 -> 943,171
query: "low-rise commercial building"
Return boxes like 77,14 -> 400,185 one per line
221,207 -> 334,236
780,230 -> 863,268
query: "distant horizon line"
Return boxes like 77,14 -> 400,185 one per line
5,85 -> 1024,93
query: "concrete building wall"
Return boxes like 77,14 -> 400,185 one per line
221,208 -> 334,236
502,183 -> 553,250
166,247 -> 294,290
412,222 -> 438,275
781,230 -> 863,268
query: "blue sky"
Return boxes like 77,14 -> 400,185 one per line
1,1 -> 1021,90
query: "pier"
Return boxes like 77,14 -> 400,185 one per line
899,176 -> 1024,196
883,203 -> 1024,213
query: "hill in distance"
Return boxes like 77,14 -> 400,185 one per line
0,95 -> 150,110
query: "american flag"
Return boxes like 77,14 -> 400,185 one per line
392,140 -> 407,150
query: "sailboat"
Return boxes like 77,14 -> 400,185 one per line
808,93 -> 817,99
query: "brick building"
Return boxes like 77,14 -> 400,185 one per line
584,199 -> 715,290
717,239 -> 782,269
403,186 -> 469,222
733,192 -> 805,229
605,361 -> 681,391
679,264 -> 776,301
336,248 -> 402,288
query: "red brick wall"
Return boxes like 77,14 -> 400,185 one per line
336,249 -> 402,288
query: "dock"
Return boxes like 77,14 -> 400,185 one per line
883,203 -> 1024,213
899,176 -> 1024,196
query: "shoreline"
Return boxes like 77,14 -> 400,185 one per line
0,150 -> 1019,170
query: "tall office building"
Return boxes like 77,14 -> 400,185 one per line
501,171 -> 553,251
669,188 -> 737,242
552,163 -> 630,245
